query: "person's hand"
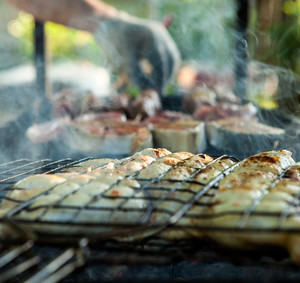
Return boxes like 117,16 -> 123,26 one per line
95,13 -> 181,96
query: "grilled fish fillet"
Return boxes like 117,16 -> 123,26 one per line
2,148 -> 300,264
205,150 -> 300,263
0,148 -> 235,240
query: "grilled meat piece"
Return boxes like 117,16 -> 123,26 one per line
206,117 -> 285,156
61,117 -> 153,156
26,112 -> 126,144
111,89 -> 161,120
26,117 -> 70,143
214,86 -> 241,105
151,120 -> 206,153
193,103 -> 257,122
182,86 -> 217,114
143,111 -> 193,125
52,89 -> 104,118
127,89 -> 161,120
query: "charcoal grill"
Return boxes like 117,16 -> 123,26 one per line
1,154 -> 300,282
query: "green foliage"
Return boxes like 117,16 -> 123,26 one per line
45,23 -> 102,64
8,1 -> 236,68
283,0 -> 300,17
165,83 -> 178,96
8,12 -> 103,64
126,85 -> 141,98
267,23 -> 300,73
7,12 -> 34,60
7,1 -> 299,75
255,0 -> 300,74
158,0 -> 236,66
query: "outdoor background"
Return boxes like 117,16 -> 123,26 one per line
0,0 -> 299,161
0,0 -> 299,73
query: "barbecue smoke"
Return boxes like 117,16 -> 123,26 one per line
0,84 -> 40,163
1,0 -> 299,162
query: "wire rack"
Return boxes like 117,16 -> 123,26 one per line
0,155 -> 241,238
1,155 -> 299,233
0,155 -> 299,281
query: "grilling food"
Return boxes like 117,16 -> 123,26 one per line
182,86 -> 217,113
206,117 -> 285,155
26,112 -> 126,144
2,149 -> 300,264
27,112 -> 152,155
24,77 -> 287,158
150,120 -> 206,153
111,89 -> 161,120
143,110 -> 193,124
26,117 -> 71,144
193,103 -> 257,122
62,116 -> 153,156
206,151 -> 300,264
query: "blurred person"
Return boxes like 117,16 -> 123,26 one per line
5,0 -> 181,96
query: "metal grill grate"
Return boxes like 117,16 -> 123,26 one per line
0,155 -> 300,281
0,239 -> 88,282
1,155 -> 299,234
0,155 -> 242,238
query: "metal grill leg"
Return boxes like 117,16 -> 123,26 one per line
234,0 -> 249,104
34,20 -> 51,121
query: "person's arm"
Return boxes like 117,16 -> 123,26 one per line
6,0 -> 181,96
6,0 -> 118,32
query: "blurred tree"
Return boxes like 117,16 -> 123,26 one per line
253,0 -> 300,74
7,12 -> 103,64
5,0 -> 236,69
5,0 -> 153,66
158,0 -> 236,67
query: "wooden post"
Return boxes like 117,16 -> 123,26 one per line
256,0 -> 284,62
258,0 -> 284,30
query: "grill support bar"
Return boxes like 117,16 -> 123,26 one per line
234,0 -> 249,103
34,20 -> 51,121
